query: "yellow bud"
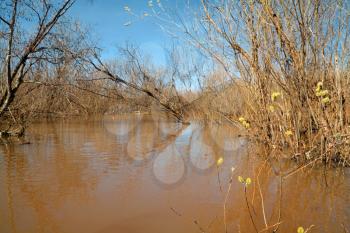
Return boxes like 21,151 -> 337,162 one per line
319,90 -> 329,97
321,96 -> 330,104
246,177 -> 252,185
217,157 -> 224,166
243,122 -> 250,129
238,117 -> 245,122
238,176 -> 244,183
271,92 -> 281,101
297,227 -> 304,233
285,130 -> 293,136
269,105 -> 275,112
315,81 -> 326,95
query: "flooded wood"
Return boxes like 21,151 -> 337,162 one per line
0,115 -> 348,233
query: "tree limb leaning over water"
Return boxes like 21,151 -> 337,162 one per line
85,46 -> 188,123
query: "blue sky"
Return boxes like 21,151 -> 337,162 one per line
69,0 -> 192,65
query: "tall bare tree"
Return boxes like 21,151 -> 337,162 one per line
0,0 -> 76,120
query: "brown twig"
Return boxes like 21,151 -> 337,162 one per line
223,167 -> 235,233
244,186 -> 259,233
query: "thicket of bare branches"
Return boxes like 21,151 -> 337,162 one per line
0,0 -> 86,135
146,0 -> 350,165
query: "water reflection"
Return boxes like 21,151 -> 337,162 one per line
0,115 -> 348,233
153,144 -> 185,185
189,125 -> 216,170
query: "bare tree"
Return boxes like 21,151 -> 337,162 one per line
0,0 -> 76,134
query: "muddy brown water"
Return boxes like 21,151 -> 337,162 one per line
0,115 -> 349,233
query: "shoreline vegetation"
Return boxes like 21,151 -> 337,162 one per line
1,0 -> 350,167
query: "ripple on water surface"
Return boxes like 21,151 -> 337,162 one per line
0,115 -> 349,233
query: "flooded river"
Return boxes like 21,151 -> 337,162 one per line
0,114 -> 349,233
